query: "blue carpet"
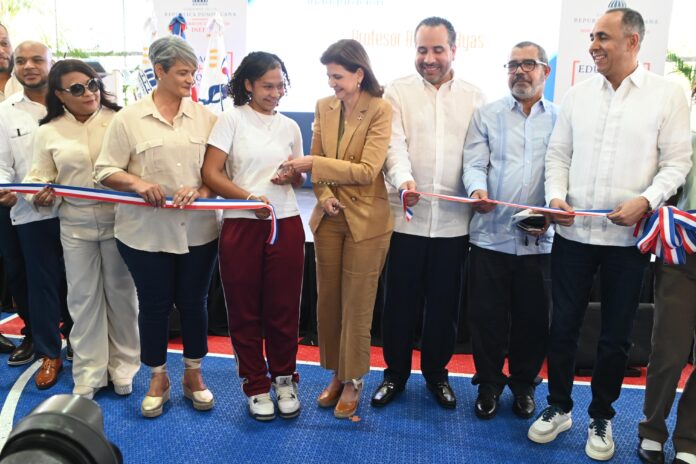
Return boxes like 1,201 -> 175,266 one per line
0,350 -> 679,463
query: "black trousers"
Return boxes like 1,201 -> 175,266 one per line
547,235 -> 649,420
0,206 -> 30,334
381,232 -> 468,386
467,245 -> 551,396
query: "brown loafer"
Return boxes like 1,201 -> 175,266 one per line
334,379 -> 363,419
317,383 -> 343,408
35,357 -> 63,390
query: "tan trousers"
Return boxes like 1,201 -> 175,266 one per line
60,203 -> 140,389
314,213 -> 391,381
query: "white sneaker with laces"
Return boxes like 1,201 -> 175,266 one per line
248,392 -> 275,421
273,375 -> 301,419
528,406 -> 573,443
585,418 -> 615,461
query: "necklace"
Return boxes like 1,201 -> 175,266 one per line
250,107 -> 276,131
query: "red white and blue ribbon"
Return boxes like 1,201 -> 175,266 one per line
399,189 -> 696,265
635,206 -> 696,265
398,189 -> 611,222
1,183 -> 278,244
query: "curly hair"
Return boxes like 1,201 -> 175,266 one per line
227,51 -> 290,107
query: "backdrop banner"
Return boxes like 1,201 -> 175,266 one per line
554,0 -> 674,102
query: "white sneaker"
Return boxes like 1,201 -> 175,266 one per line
528,406 -> 573,443
585,418 -> 615,461
73,385 -> 98,400
273,375 -> 301,419
113,382 -> 133,396
248,392 -> 275,421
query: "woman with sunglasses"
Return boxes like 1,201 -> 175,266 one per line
202,51 -> 305,421
25,59 -> 139,400
94,36 -> 218,418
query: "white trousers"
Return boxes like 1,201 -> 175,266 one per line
60,203 -> 140,388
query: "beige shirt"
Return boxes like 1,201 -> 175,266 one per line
94,94 -> 219,254
25,107 -> 117,241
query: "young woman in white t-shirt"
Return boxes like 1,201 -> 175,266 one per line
202,51 -> 305,421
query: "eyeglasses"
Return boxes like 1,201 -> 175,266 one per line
59,78 -> 101,97
504,60 -> 548,74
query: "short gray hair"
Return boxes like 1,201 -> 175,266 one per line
608,7 -> 645,45
513,41 -> 549,65
148,36 -> 197,72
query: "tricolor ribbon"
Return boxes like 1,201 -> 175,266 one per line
398,189 -> 611,220
635,206 -> 696,265
1,183 -> 278,244
398,189 -> 696,265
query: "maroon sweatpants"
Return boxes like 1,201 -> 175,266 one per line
219,216 -> 305,397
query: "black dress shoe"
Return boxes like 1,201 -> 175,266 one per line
371,380 -> 404,407
512,393 -> 536,419
8,337 -> 34,366
475,391 -> 499,419
427,381 -> 456,409
637,446 -> 664,464
0,333 -> 15,353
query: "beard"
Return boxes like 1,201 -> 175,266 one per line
14,74 -> 47,90
511,79 -> 538,100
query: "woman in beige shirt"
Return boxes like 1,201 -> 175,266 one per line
27,59 -> 140,400
94,36 -> 218,418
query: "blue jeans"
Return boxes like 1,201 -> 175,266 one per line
547,234 -> 649,419
117,239 -> 218,367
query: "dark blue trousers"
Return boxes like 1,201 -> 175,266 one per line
15,217 -> 71,358
547,234 -> 649,419
117,239 -> 218,367
0,206 -> 30,335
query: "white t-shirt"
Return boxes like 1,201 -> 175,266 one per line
207,104 -> 303,220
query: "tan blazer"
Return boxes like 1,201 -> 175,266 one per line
308,91 -> 394,242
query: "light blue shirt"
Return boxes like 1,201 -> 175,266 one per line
463,95 -> 558,256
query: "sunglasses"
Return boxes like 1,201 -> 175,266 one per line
59,78 -> 101,96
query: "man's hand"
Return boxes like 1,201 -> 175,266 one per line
399,180 -> 420,207
471,190 -> 495,214
0,189 -> 17,207
548,198 -> 575,226
607,196 -> 650,227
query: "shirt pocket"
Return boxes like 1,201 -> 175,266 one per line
188,135 -> 207,168
134,138 -> 165,176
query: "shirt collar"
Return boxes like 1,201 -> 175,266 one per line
599,62 -> 645,90
137,92 -> 194,121
419,70 -> 456,91
506,93 -> 549,112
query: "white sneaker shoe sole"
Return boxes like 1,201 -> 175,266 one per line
528,417 -> 573,444
585,440 -> 615,461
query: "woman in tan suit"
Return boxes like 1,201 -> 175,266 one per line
283,39 -> 393,418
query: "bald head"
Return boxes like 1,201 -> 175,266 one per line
13,41 -> 51,91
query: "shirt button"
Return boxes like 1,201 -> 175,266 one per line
350,196 -> 356,201
180,222 -> 185,226
349,156 -> 355,160
177,162 -> 181,167
179,184 -> 184,188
